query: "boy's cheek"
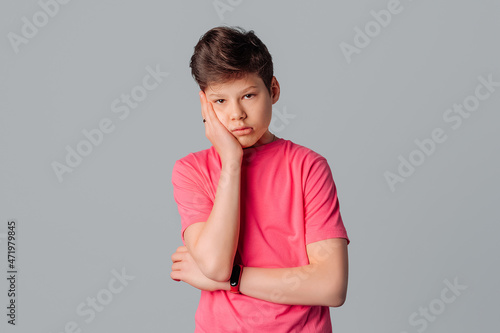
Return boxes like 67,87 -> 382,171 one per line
211,106 -> 225,122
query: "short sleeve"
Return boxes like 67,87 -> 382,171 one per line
303,156 -> 350,245
171,159 -> 213,245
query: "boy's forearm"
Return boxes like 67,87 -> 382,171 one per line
191,160 -> 242,281
217,264 -> 347,307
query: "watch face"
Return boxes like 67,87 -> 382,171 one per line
230,265 -> 241,286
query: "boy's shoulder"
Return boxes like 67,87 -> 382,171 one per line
173,145 -> 217,168
172,145 -> 224,183
244,138 -> 329,166
282,138 -> 328,164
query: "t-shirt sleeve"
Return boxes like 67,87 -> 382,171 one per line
303,156 -> 350,245
171,159 -> 213,245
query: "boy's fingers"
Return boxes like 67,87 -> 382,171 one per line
200,91 -> 211,122
176,245 -> 188,252
171,246 -> 188,262
199,91 -> 206,120
171,252 -> 181,262
201,92 -> 211,121
170,271 -> 181,282
200,91 -> 216,122
171,261 -> 182,271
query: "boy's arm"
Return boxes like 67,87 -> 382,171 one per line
237,237 -> 348,307
183,159 -> 242,282
171,237 -> 348,307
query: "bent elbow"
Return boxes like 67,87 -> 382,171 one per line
325,285 -> 347,307
198,260 -> 232,282
206,268 -> 232,282
328,295 -> 346,307
189,247 -> 233,282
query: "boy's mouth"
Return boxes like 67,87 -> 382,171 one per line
232,126 -> 252,132
232,127 -> 253,135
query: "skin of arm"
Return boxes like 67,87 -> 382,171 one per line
183,159 -> 242,282
171,237 -> 349,307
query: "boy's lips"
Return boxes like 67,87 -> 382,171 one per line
232,127 -> 253,135
232,126 -> 252,132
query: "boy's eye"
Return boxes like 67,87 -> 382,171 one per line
214,95 -> 253,104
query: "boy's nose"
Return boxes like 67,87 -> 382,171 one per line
230,103 -> 247,120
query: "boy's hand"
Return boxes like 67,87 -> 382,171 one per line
199,91 -> 243,164
171,245 -> 229,292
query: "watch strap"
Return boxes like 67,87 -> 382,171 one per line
229,264 -> 243,294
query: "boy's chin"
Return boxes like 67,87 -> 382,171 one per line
241,142 -> 254,149
240,136 -> 268,149
239,137 -> 257,149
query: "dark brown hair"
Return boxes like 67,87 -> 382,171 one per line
189,26 -> 274,95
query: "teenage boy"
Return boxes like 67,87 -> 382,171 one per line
171,26 -> 350,332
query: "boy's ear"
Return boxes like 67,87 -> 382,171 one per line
270,76 -> 280,104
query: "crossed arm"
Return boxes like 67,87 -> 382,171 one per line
170,236 -> 348,307
171,157 -> 349,307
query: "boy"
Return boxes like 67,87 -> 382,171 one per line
170,26 -> 350,332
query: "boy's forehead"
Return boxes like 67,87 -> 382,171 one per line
206,73 -> 263,95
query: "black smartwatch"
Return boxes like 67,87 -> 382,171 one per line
229,264 -> 243,294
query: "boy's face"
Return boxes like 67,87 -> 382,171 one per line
205,72 -> 280,149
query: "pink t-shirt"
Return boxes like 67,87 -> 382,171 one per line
171,138 -> 350,332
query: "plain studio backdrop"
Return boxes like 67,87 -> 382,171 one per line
1,1 -> 499,332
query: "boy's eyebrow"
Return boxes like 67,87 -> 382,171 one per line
207,86 -> 259,98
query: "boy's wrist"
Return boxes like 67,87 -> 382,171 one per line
221,159 -> 242,173
217,281 -> 231,291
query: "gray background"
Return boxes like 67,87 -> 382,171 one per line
1,0 -> 499,332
